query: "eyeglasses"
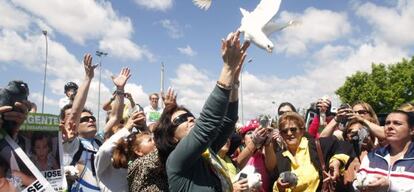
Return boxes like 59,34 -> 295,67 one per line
172,112 -> 194,127
278,111 -> 291,116
279,127 -> 299,135
355,110 -> 369,115
150,97 -> 159,100
80,116 -> 96,123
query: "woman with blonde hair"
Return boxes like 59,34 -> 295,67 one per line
320,101 -> 385,141
269,112 -> 354,192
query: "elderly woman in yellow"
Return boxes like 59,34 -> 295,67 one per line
270,112 -> 354,192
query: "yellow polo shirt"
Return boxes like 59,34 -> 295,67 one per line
273,137 -> 349,192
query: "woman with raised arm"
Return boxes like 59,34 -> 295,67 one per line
154,31 -> 249,192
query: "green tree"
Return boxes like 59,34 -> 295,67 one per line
336,57 -> 414,113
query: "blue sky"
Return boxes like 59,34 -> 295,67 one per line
1,0 -> 414,127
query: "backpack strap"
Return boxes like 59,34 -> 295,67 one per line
315,139 -> 327,172
94,138 -> 102,147
70,140 -> 84,166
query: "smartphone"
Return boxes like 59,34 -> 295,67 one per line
238,173 -> 248,181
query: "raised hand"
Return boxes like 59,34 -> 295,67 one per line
111,67 -> 131,89
83,54 -> 98,79
124,111 -> 146,131
162,87 -> 177,107
221,31 -> 250,70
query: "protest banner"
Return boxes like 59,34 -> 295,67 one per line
0,129 -> 55,192
18,113 -> 66,192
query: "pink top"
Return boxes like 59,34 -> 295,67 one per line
246,152 -> 269,192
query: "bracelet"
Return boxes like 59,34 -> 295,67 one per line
114,89 -> 124,96
216,81 -> 232,90
233,80 -> 240,89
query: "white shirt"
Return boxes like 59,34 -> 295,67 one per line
143,105 -> 163,126
95,128 -> 130,192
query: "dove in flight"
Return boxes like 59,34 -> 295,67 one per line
239,0 -> 297,53
193,0 -> 213,10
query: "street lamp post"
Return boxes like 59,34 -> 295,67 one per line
95,50 -> 108,131
41,30 -> 48,113
240,58 -> 253,125
160,62 -> 165,108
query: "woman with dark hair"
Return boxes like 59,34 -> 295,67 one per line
354,110 -> 414,192
277,102 -> 296,117
320,101 -> 384,143
154,31 -> 250,192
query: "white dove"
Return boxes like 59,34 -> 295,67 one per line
239,0 -> 297,53
193,0 -> 213,10
233,165 -> 262,190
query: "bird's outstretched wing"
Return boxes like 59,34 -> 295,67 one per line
263,20 -> 300,36
193,0 -> 212,10
249,0 -> 282,27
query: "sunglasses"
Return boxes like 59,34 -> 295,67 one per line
80,116 -> 96,123
172,112 -> 194,127
355,110 -> 369,115
278,111 -> 291,116
279,127 -> 299,135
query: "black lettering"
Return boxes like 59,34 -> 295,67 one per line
34,181 -> 43,190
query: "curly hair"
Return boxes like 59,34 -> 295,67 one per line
153,104 -> 192,164
112,131 -> 152,169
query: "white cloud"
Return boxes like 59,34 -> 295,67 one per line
177,45 -> 197,56
168,41 -> 408,122
134,0 -> 173,11
274,7 -> 351,55
170,64 -> 214,114
99,38 -> 155,62
124,83 -> 150,107
159,19 -> 184,39
0,0 -> 31,31
10,0 -> 153,60
355,0 -> 414,47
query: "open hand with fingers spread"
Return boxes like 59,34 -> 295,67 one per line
162,87 -> 177,107
83,53 -> 98,79
221,31 -> 250,70
112,67 -> 131,89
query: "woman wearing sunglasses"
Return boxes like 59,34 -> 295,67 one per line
154,31 -> 249,192
320,101 -> 385,145
270,112 -> 354,192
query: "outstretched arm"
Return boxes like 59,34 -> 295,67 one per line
168,31 -> 250,171
64,54 -> 97,141
104,68 -> 131,135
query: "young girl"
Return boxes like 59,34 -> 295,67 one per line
125,132 -> 168,192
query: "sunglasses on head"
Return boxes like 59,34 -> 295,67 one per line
172,112 -> 194,127
80,116 -> 96,123
280,127 -> 299,135
355,110 -> 368,115
278,111 -> 291,116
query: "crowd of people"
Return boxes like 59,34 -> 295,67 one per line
1,31 -> 414,192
